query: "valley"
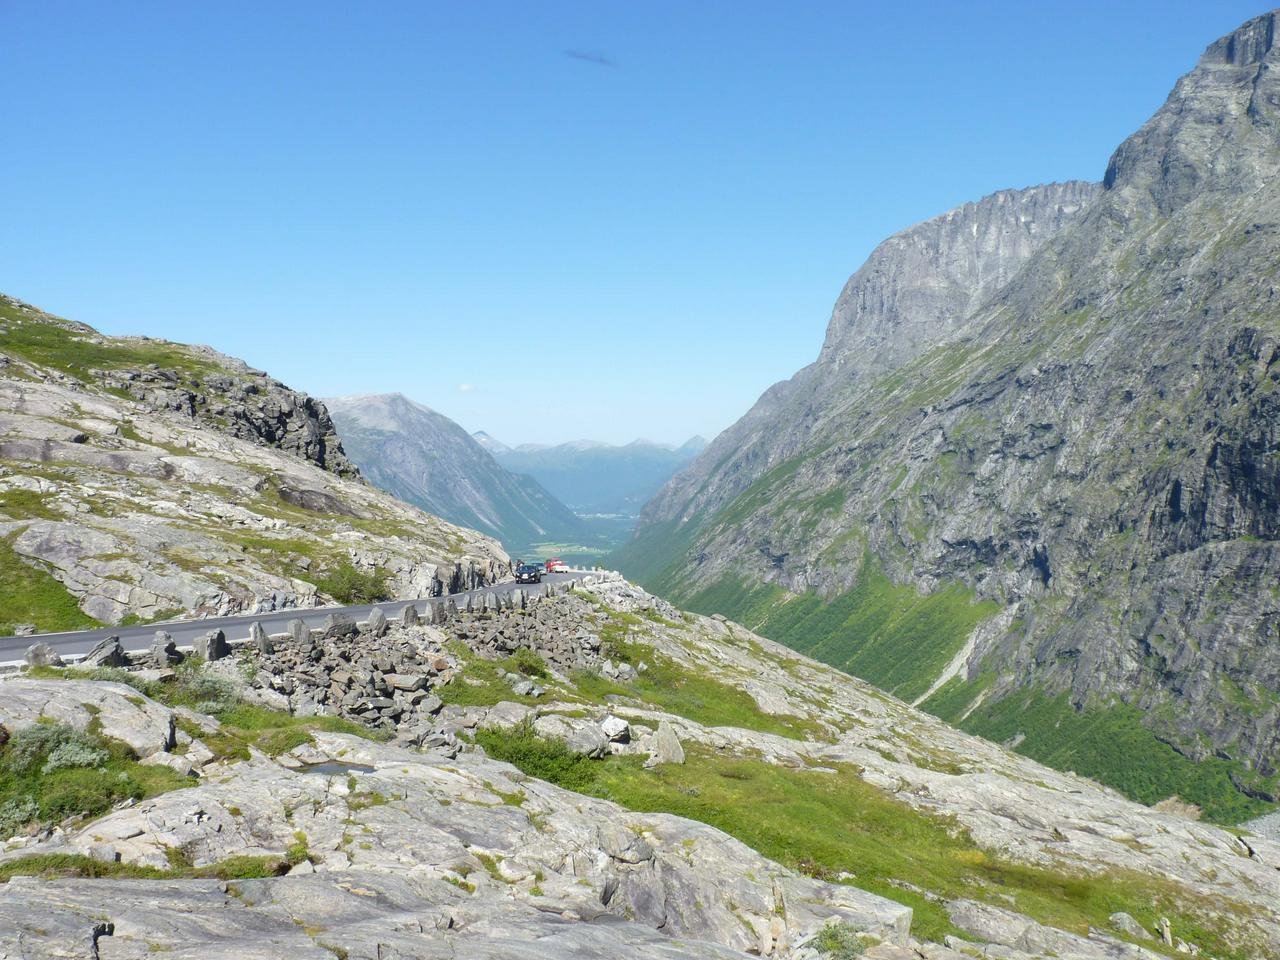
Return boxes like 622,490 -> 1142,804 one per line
3,7 -> 1280,960
615,11 -> 1280,828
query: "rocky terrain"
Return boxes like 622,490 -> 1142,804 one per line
0,296 -> 508,631
327,392 -> 588,554
617,12 -> 1280,820
1,575 -> 1277,959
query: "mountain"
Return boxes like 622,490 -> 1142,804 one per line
617,11 -> 1280,823
471,430 -> 511,455
327,393 -> 587,553
484,434 -> 707,516
0,295 -> 507,632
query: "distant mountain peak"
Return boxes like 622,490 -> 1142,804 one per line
472,430 -> 511,454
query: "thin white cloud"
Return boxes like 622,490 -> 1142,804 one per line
456,383 -> 475,393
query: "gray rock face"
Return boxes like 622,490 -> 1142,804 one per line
621,11 -> 1280,782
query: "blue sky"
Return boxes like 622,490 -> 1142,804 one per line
1,1 -> 1265,445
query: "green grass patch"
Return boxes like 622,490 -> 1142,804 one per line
478,730 -> 1260,956
0,534 -> 102,635
571,612 -> 825,740
0,852 -> 293,883
0,302 -> 221,384
0,489 -> 60,521
0,722 -> 193,838
928,685 -> 1276,825
436,647 -> 545,709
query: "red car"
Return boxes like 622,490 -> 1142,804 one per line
544,557 -> 566,573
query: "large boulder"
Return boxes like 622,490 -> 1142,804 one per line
249,621 -> 273,654
0,679 -> 175,756
365,607 -> 388,638
150,631 -> 183,666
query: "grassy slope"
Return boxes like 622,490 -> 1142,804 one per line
478,726 -> 1264,959
677,559 -> 997,705
923,680 -> 1277,825
0,535 -> 102,635
0,300 -> 220,384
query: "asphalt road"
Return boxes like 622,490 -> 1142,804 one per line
0,570 -> 586,665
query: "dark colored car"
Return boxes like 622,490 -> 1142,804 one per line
515,563 -> 542,584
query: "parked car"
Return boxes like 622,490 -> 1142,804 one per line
515,563 -> 542,584
544,557 -> 566,573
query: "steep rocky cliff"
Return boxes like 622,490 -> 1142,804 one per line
618,12 -> 1280,821
327,393 -> 587,552
0,296 -> 507,629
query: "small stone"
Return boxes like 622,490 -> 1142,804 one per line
646,720 -> 685,766
24,641 -> 64,668
82,635 -> 127,668
289,618 -> 310,645
400,605 -> 420,627
365,607 -> 388,638
250,621 -> 274,654
13,624 -> 37,638
386,674 -> 426,692
150,631 -> 183,666
322,614 -> 358,640
194,629 -> 230,661
601,716 -> 630,743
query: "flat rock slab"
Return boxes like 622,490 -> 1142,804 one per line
0,873 -> 751,960
0,678 -> 174,756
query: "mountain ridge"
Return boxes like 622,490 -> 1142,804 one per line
617,10 -> 1280,821
326,392 -> 588,553
0,296 -> 506,629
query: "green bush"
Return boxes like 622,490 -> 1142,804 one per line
474,722 -> 599,793
316,562 -> 391,604
2,723 -> 97,775
812,922 -> 865,958
0,797 -> 38,837
41,740 -> 109,774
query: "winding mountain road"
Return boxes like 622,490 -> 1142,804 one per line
0,571 -> 586,666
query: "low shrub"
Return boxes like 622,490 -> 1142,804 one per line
474,722 -> 598,793
315,562 -> 391,604
812,922 -> 865,958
